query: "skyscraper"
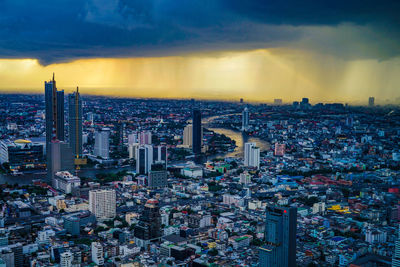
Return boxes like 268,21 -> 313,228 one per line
45,74 -> 66,177
183,124 -> 193,148
49,141 -> 74,182
89,189 -> 116,220
136,145 -> 153,175
369,97 -> 375,107
134,199 -> 162,248
139,131 -> 152,145
259,206 -> 297,267
244,142 -> 260,169
393,225 -> 400,267
94,128 -> 110,159
68,87 -> 82,159
242,107 -> 249,131
192,109 -> 202,154
153,145 -> 167,167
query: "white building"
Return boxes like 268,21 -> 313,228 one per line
239,172 -> 251,185
60,251 -> 73,267
312,202 -> 326,214
94,128 -> 110,159
183,125 -> 193,147
365,228 -> 387,244
36,229 -> 55,244
91,242 -> 104,266
128,133 -> 138,145
53,171 -> 81,194
244,142 -> 260,169
89,189 -> 116,220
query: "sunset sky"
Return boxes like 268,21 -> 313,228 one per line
0,0 -> 399,104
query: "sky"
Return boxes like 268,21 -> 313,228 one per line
0,0 -> 399,104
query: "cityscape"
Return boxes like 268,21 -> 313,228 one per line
1,1 -> 400,267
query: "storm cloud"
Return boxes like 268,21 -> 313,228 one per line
0,0 -> 399,64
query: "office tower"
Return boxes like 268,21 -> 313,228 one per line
192,109 -> 202,154
242,107 -> 249,131
274,143 -> 286,156
369,97 -> 375,107
148,170 -> 168,189
68,87 -> 82,159
244,142 -> 260,169
153,145 -> 167,167
60,251 -> 73,267
89,189 -> 116,220
136,145 -> 153,175
183,124 -> 193,147
393,226 -> 400,267
91,242 -> 104,266
139,131 -> 152,145
274,99 -> 283,105
0,139 -> 44,170
9,243 -> 23,267
94,128 -> 110,159
45,74 -> 67,178
49,141 -> 74,182
116,122 -> 124,151
128,133 -> 138,145
259,206 -> 297,267
134,199 -> 162,247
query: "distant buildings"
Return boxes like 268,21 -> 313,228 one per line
136,145 -> 153,175
68,87 -> 82,159
369,97 -> 375,107
0,139 -> 44,170
94,128 -> 110,159
259,206 -> 297,267
244,142 -> 260,169
274,99 -> 283,105
242,107 -> 249,131
192,109 -> 202,154
89,189 -> 116,220
134,199 -> 162,247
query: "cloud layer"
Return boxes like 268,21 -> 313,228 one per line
0,0 -> 399,64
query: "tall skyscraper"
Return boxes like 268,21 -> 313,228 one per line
49,141 -> 74,182
393,226 -> 400,267
68,87 -> 82,159
136,145 -> 153,175
134,199 -> 162,248
369,97 -> 375,107
242,107 -> 249,131
89,189 -> 116,220
94,128 -> 110,159
153,145 -> 167,167
45,74 -> 66,177
244,142 -> 260,169
192,109 -> 202,154
259,206 -> 297,267
183,124 -> 193,147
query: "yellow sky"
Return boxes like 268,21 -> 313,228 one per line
0,49 -> 399,104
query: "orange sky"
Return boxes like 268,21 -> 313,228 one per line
1,49 -> 399,104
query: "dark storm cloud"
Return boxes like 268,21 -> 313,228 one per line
0,0 -> 399,64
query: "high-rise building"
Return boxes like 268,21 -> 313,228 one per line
183,124 -> 193,147
134,199 -> 162,247
192,109 -> 202,154
274,99 -> 283,105
91,242 -> 104,266
139,131 -> 152,145
94,128 -> 110,159
116,122 -> 124,151
89,189 -> 116,220
242,107 -> 249,131
0,139 -> 44,170
136,145 -> 153,174
274,143 -> 286,156
45,74 -> 67,178
244,142 -> 260,169
393,226 -> 400,267
148,170 -> 168,189
259,206 -> 297,267
128,133 -> 138,145
153,145 -> 167,167
60,251 -> 73,267
49,141 -> 74,182
68,87 -> 82,159
369,97 -> 375,107
0,249 -> 14,267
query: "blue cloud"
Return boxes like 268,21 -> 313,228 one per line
0,0 -> 399,64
